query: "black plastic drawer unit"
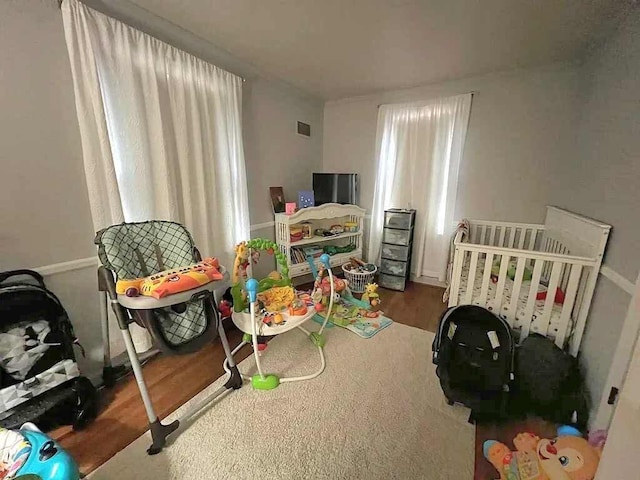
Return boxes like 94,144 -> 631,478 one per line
379,209 -> 415,291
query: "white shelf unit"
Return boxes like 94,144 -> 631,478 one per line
275,203 -> 366,278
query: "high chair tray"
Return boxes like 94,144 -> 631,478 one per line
118,267 -> 228,309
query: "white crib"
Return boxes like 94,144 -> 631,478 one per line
447,206 -> 611,356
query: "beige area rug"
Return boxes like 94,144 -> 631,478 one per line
91,323 -> 474,479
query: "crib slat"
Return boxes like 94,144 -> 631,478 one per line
479,253 -> 494,306
480,225 -> 487,245
543,239 -> 553,278
537,261 -> 563,338
449,248 -> 465,306
508,257 -> 527,327
464,251 -> 479,304
528,229 -> 538,250
508,227 -> 516,249
489,226 -> 496,246
555,264 -> 583,349
516,228 -> 524,249
493,255 -> 510,319
498,227 -> 506,247
519,259 -> 544,342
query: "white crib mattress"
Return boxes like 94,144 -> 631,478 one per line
458,264 -> 567,337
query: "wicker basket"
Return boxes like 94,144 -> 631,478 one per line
342,263 -> 377,294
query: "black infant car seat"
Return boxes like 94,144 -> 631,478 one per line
432,305 -> 515,422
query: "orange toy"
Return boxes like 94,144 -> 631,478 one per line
319,276 -> 346,295
115,257 -> 223,299
484,427 -> 601,480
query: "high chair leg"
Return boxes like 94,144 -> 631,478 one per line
120,324 -> 178,455
218,320 -> 242,390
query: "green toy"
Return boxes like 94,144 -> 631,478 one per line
492,258 -> 533,282
231,238 -> 292,312
323,243 -> 356,256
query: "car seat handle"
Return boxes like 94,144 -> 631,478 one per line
0,269 -> 45,288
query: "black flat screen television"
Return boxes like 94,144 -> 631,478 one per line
312,173 -> 358,206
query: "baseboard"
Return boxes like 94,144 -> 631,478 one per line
33,256 -> 99,276
249,221 -> 275,232
600,265 -> 635,295
410,274 -> 446,288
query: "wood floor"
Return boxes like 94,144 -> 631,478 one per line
51,281 -> 447,474
475,418 -> 558,480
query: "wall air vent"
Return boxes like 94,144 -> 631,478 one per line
297,121 -> 311,137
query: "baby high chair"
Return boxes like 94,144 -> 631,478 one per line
95,221 -> 241,455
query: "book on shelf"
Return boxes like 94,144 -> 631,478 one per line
290,247 -> 306,264
301,246 -> 323,258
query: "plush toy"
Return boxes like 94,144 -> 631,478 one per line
483,426 -> 601,480
361,283 -> 380,307
491,259 -> 533,283
232,242 -> 250,283
536,287 -> 566,304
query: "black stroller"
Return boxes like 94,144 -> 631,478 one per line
432,305 -> 515,422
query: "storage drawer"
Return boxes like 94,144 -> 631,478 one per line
379,273 -> 407,291
382,227 -> 411,246
381,243 -> 409,261
384,210 -> 414,230
380,258 -> 407,277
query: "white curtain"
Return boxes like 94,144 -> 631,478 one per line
61,0 -> 250,268
369,94 -> 472,282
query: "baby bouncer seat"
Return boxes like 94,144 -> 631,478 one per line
95,221 -> 241,454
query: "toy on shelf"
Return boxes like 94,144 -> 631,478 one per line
329,224 -> 344,235
290,227 -> 304,242
323,244 -> 356,256
285,202 -> 297,215
483,426 -> 601,480
344,222 -> 358,233
224,246 -> 336,390
0,423 -> 79,479
115,257 -> 223,299
298,190 -> 315,209
300,222 -> 313,239
361,282 -> 381,307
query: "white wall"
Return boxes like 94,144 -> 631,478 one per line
323,63 -> 581,223
0,0 -> 323,380
550,11 -> 640,423
243,78 -> 323,225
0,0 -> 102,377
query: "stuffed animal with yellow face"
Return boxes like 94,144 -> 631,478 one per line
483,426 -> 601,480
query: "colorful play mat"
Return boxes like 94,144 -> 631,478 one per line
312,294 -> 393,338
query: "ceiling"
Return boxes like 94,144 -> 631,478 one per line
128,0 -> 633,100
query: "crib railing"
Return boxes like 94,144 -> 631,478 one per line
450,228 -> 598,354
469,220 -> 546,251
